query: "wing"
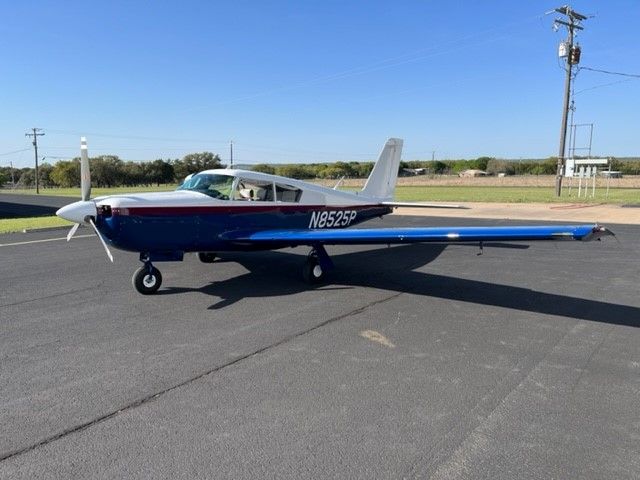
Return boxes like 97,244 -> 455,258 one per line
222,224 -> 612,246
381,201 -> 467,209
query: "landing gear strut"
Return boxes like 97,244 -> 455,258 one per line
302,245 -> 333,284
197,252 -> 217,263
132,258 -> 162,295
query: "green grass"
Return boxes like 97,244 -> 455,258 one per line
0,216 -> 72,234
393,186 -> 638,204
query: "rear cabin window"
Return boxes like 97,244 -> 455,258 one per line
233,179 -> 275,201
275,183 -> 302,202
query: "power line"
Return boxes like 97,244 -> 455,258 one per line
579,66 -> 640,78
0,148 -> 31,156
44,128 -> 229,144
181,14 -> 544,113
575,78 -> 635,95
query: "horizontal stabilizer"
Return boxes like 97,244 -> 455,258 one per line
223,224 -> 613,245
382,201 -> 468,209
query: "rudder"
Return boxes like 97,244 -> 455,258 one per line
361,138 -> 403,201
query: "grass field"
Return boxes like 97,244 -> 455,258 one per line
0,216 -> 72,234
393,186 -> 639,203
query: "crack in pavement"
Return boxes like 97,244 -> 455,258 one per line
0,290 -> 404,464
0,285 -> 98,309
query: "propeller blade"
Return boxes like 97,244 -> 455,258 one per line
88,217 -> 114,263
80,136 -> 91,201
66,223 -> 80,241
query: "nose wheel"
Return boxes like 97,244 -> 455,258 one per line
132,265 -> 162,295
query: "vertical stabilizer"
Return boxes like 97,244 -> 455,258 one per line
361,138 -> 403,200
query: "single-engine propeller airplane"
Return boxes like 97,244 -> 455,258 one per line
57,137 -> 613,294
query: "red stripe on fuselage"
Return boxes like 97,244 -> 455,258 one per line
111,204 -> 385,216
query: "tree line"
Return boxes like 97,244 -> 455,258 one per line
0,152 -> 222,189
252,156 -> 640,179
2,154 -> 640,188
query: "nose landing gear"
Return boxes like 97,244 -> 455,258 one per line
133,257 -> 162,295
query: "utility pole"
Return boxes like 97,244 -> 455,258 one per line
25,128 -> 45,194
552,5 -> 588,197
230,140 -> 234,168
9,161 -> 15,188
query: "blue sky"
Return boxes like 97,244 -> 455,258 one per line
1,1 -> 638,167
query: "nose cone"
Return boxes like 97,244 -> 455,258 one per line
56,200 -> 96,223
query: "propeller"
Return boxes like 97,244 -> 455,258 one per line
89,217 -> 114,262
56,137 -> 114,262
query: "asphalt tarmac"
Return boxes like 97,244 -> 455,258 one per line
0,216 -> 638,479
0,194 -> 75,218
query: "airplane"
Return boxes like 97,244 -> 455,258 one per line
56,137 -> 613,295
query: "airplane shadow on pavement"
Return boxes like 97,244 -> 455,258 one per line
160,243 -> 640,328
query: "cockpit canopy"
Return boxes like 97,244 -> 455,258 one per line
177,172 -> 302,202
177,173 -> 233,199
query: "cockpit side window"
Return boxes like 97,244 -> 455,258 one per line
177,173 -> 233,199
233,179 -> 275,201
275,183 -> 302,202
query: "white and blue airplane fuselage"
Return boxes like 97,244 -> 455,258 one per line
57,138 -> 612,294
92,170 -> 393,254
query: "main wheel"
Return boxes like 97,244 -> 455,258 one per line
198,252 -> 216,263
132,266 -> 162,295
302,256 -> 325,284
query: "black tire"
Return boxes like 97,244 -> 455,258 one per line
198,252 -> 216,263
302,256 -> 325,284
132,266 -> 162,295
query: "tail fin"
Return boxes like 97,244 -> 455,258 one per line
361,138 -> 403,200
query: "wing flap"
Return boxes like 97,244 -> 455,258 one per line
223,224 -> 612,245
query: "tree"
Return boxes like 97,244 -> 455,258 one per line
252,164 -> 276,175
473,156 -> 493,171
174,152 -> 222,180
121,162 -> 145,186
432,161 -> 448,174
91,156 -> 124,188
38,163 -> 55,188
17,168 -> 35,187
51,160 -> 81,187
275,165 -> 314,179
146,159 -> 175,185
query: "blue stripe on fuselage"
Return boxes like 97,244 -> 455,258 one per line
97,205 -> 391,253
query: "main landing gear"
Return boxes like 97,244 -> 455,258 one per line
197,252 -> 216,263
302,245 -> 333,284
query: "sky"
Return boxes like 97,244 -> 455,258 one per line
1,0 -> 639,167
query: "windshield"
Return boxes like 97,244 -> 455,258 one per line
177,173 -> 234,199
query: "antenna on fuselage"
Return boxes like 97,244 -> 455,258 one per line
229,140 -> 233,169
